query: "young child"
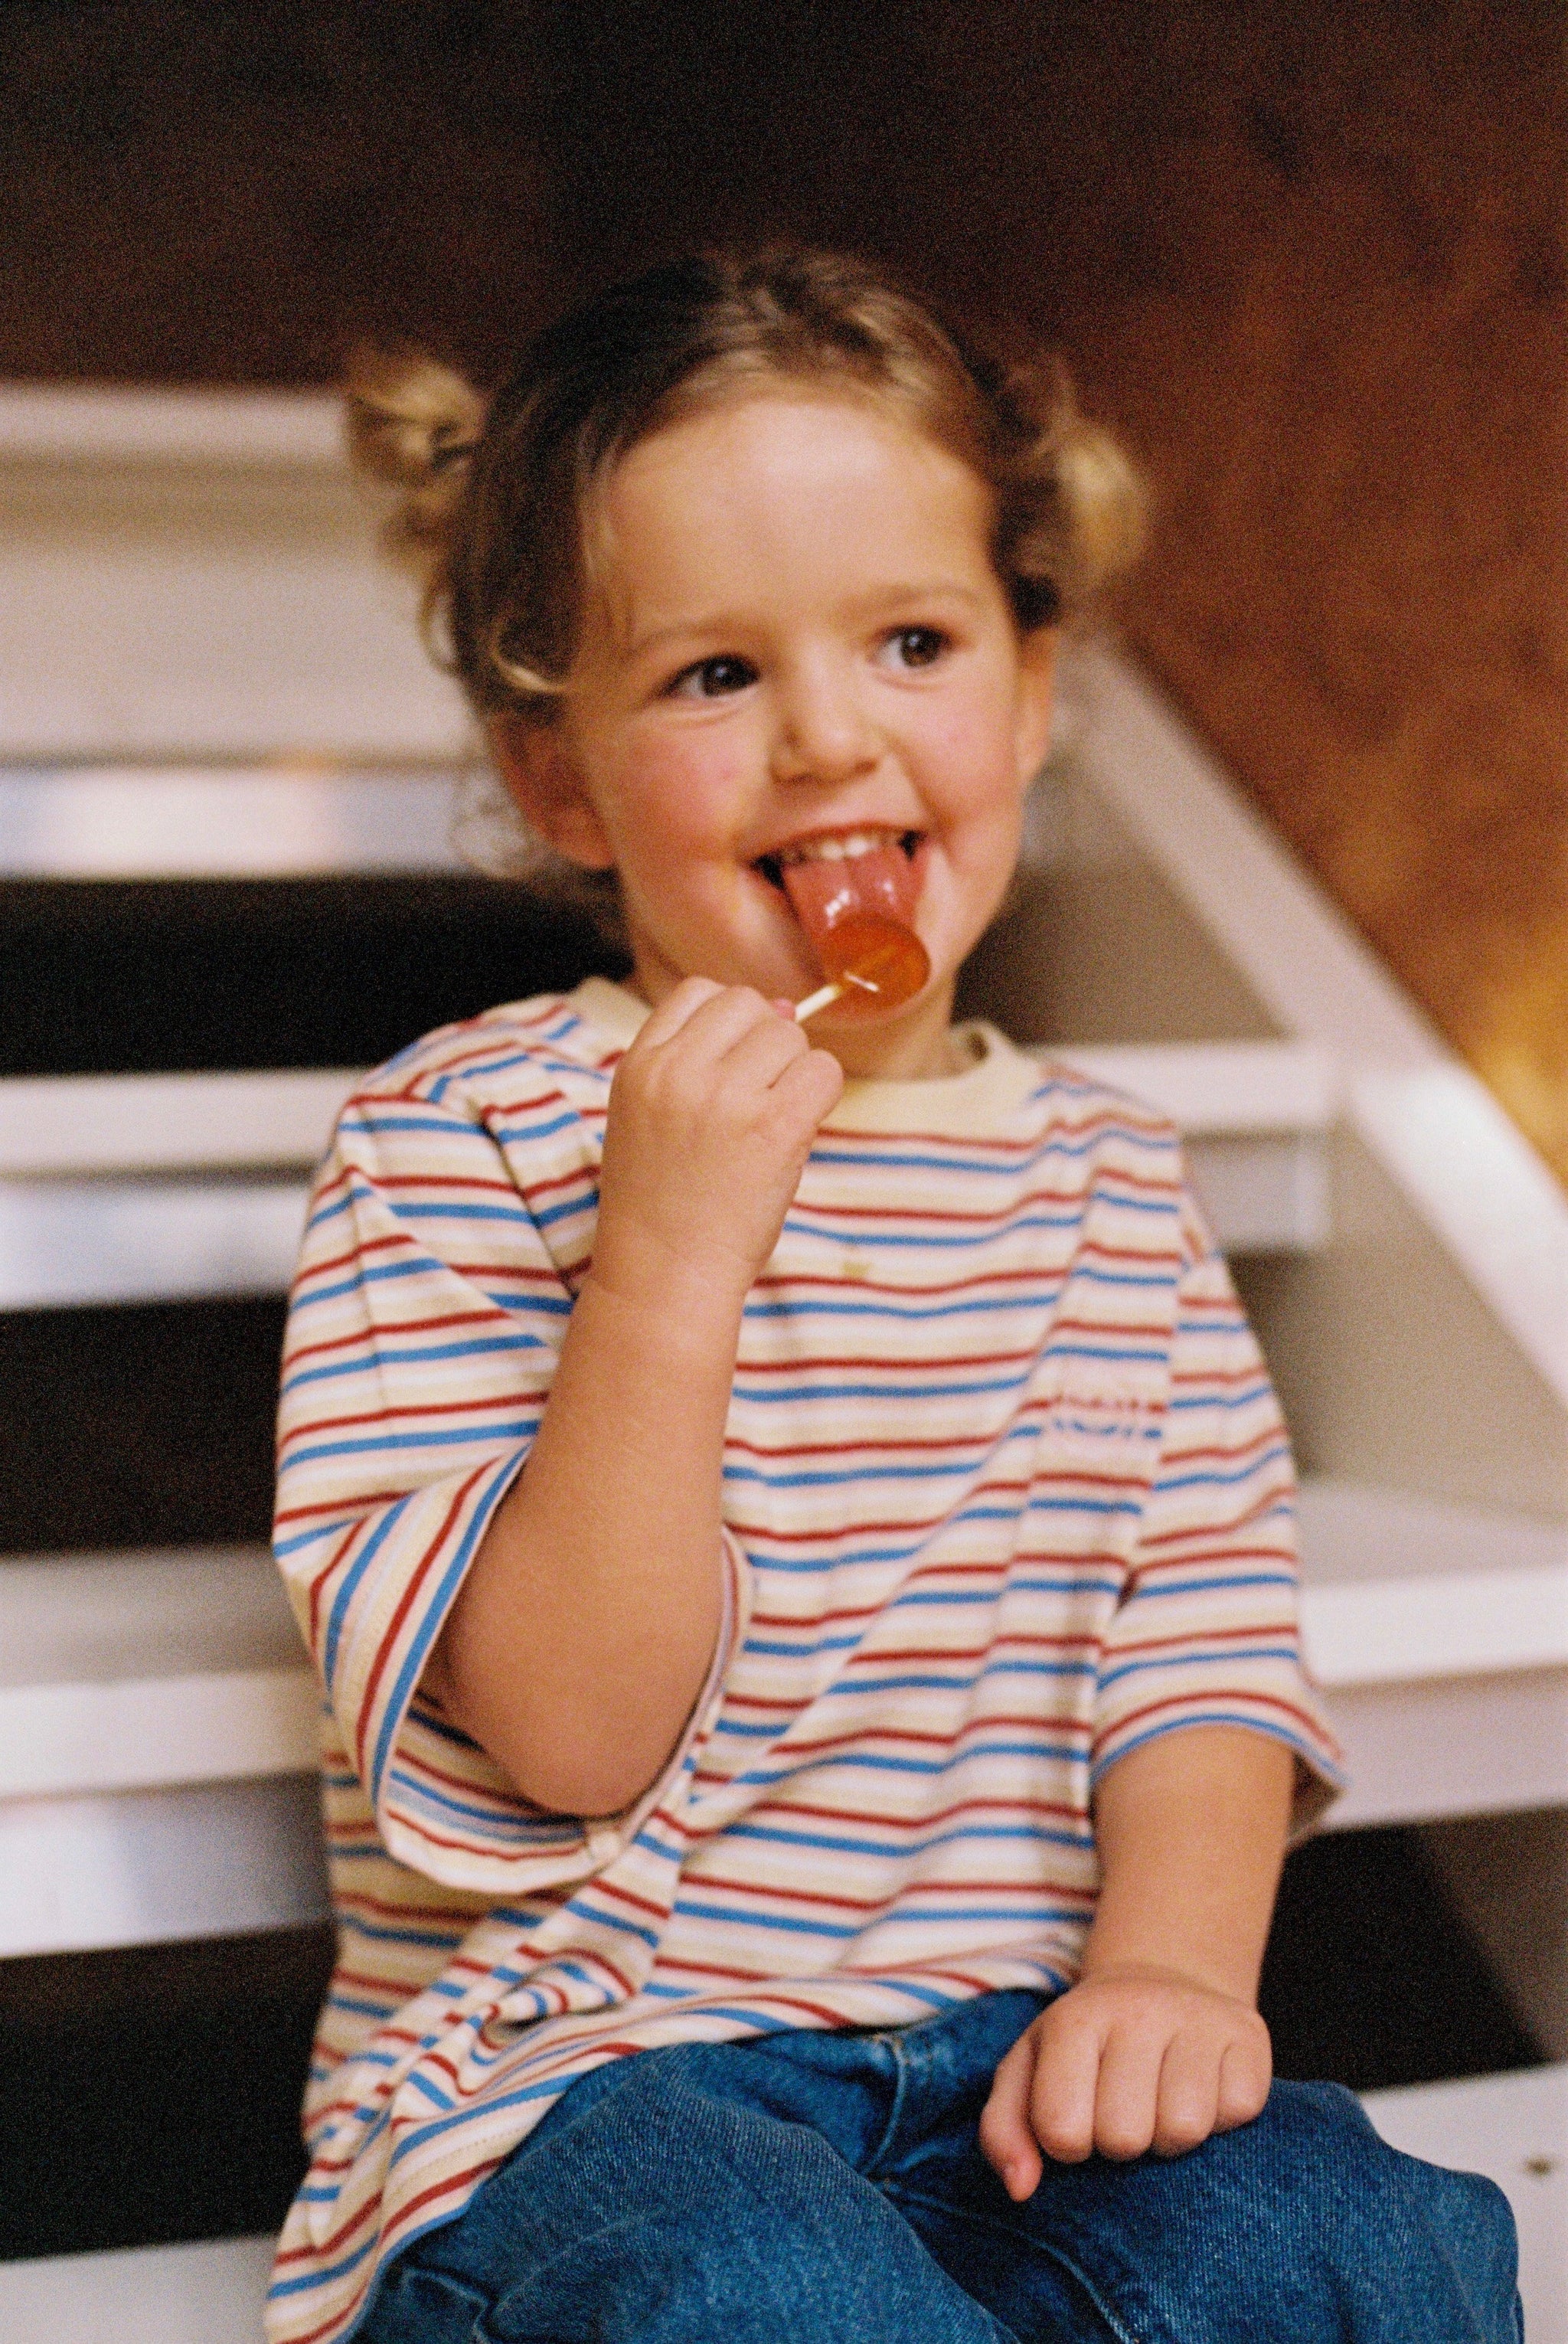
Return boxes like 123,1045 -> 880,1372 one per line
268,250 -> 1521,2343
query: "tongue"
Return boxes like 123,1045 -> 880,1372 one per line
780,840 -> 920,944
781,841 -> 929,1015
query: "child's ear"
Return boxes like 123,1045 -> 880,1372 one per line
488,714 -> 616,871
1013,626 -> 1058,785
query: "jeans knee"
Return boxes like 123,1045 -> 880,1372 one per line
522,2044 -> 848,2226
1217,2081 -> 1519,2283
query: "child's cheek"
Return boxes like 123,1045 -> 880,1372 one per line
609,767 -> 707,875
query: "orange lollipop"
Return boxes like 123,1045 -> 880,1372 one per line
793,912 -> 931,1023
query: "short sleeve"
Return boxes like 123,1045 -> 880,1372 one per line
1093,1202 -> 1343,1836
273,1055 -> 744,1895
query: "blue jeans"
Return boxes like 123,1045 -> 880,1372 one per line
359,1990 -> 1521,2342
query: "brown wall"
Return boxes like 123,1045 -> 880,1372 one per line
5,0 -> 1565,1174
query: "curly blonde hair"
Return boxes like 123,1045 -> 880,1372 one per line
346,247 -> 1145,931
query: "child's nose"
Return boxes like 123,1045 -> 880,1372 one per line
770,655 -> 879,787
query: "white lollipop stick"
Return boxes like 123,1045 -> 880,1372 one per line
792,980 -> 846,1023
793,969 -> 880,1022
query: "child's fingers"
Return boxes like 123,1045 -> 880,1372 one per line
1214,2025 -> 1272,2133
978,2026 -> 1044,2201
632,975 -> 727,1051
1149,2027 -> 1222,2158
1024,2002 -> 1108,2166
1084,2015 -> 1166,2162
654,985 -> 825,1093
717,1001 -> 818,1090
774,1044 -> 846,1130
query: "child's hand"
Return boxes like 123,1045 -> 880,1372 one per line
978,1964 -> 1272,2196
591,978 -> 844,1314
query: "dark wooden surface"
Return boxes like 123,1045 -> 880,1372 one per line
3,0 -> 1564,1175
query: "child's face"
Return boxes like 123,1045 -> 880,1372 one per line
495,389 -> 1056,1078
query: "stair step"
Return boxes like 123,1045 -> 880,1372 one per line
0,1068 -> 359,1176
0,1775 -> 328,1959
1298,1483 -> 1568,1687
0,1177 -> 312,1309
0,1551 -> 325,1957
0,1040 -> 1341,1311
0,762 -> 463,881
0,1548 -> 315,1802
0,2231 -> 276,2344
3,1476 -> 1564,1953
1298,1483 -> 1568,1830
1363,2061 -> 1566,2338
1050,1039 -> 1337,1136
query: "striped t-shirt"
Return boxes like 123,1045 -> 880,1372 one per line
267,974 -> 1341,2343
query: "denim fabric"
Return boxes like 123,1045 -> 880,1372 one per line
359,1989 -> 1522,2343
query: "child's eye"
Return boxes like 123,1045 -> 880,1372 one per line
882,626 -> 949,671
667,655 -> 758,700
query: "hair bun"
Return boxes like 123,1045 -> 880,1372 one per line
343,344 -> 488,574
1052,417 -> 1148,607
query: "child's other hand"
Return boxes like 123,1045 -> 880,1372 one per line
592,979 -> 844,1312
978,1965 -> 1272,2197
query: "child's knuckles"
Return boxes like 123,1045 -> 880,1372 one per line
1093,2109 -> 1155,2163
1034,2110 -> 1093,2165
1152,2109 -> 1209,2158
1030,2080 -> 1094,2163
1217,2054 -> 1271,2127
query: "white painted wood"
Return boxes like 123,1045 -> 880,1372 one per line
2,1486 -> 1558,1829
1073,642 -> 1568,1417
1053,1041 -> 1336,1250
0,388 -> 468,760
1184,1133 -> 1330,1254
1296,1484 -> 1568,1827
1305,1568 -> 1568,1690
0,762 -> 466,878
0,1545 -> 297,1685
0,1775 -> 328,1958
0,2231 -> 275,2344
1363,2063 -> 1566,2339
1297,1484 -> 1568,1685
1296,1480 -> 1568,1590
0,1143 -> 1321,1307
0,1067 -> 358,1175
1052,1039 -> 1338,1136
0,1549 -> 316,1800
0,1142 -> 1311,1308
1067,642 -> 1438,1067
0,1177 -> 312,1308
1321,1669 -> 1568,1830
1352,1063 -> 1568,1401
1247,1117 -> 1568,1520
8,1048 -> 1334,1181
0,1551 -> 325,1950
0,382 -> 341,466
0,1669 -> 319,1800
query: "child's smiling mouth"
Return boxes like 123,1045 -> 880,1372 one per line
752,828 -> 929,999
752,826 -> 924,893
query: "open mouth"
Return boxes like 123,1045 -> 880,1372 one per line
753,827 -> 923,892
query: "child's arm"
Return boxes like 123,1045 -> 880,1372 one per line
979,1724 -> 1294,2195
426,979 -> 842,1819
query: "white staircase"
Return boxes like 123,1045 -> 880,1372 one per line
1,386 -> 1563,2340
0,2234 -> 276,2344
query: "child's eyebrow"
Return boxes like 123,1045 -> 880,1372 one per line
621,580 -> 991,663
